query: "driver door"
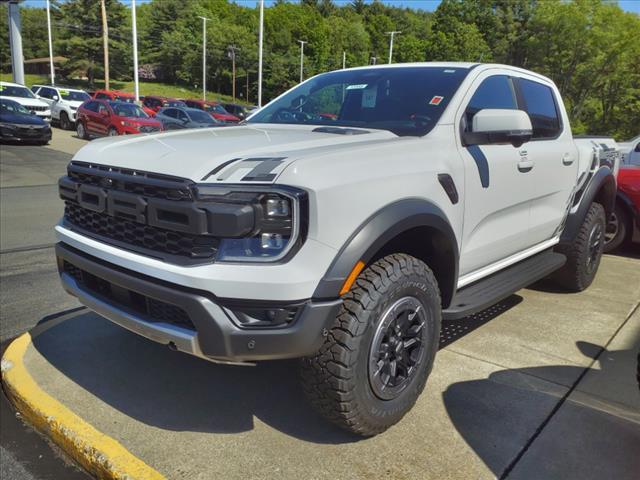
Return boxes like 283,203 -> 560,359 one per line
457,74 -> 537,276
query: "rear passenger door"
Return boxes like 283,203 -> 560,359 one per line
457,74 -> 537,277
514,76 -> 577,245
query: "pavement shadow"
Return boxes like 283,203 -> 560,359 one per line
29,296 -> 521,445
442,341 -> 640,479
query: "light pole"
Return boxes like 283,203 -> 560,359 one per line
342,50 -> 346,69
46,0 -> 54,84
7,0 -> 25,85
257,0 -> 264,107
198,16 -> 210,101
100,0 -> 109,90
297,40 -> 307,83
386,31 -> 401,64
227,45 -> 239,101
131,0 -> 139,101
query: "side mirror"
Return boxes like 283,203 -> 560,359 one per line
463,109 -> 533,148
52,95 -> 59,101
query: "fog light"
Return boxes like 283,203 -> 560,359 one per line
265,197 -> 290,217
261,233 -> 283,249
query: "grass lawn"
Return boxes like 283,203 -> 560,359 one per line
0,73 -> 250,105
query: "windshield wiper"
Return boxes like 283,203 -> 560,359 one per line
312,126 -> 370,135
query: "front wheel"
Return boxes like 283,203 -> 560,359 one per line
300,253 -> 441,436
554,202 -> 606,292
59,112 -> 71,130
76,121 -> 88,140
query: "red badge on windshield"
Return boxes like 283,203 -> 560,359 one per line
429,96 -> 444,106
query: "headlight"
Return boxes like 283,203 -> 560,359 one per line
121,121 -> 138,128
195,185 -> 307,263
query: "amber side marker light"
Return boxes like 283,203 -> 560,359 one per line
340,260 -> 366,296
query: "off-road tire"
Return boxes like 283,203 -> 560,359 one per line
300,253 -> 441,436
554,202 -> 606,292
60,112 -> 71,130
603,204 -> 630,253
76,121 -> 88,140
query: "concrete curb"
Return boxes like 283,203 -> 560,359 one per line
1,332 -> 165,480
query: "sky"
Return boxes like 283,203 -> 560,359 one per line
18,0 -> 640,15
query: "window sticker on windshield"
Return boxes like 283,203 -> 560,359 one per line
429,96 -> 444,106
444,69 -> 456,73
0,85 -> 4,91
346,84 -> 368,90
59,89 -> 70,96
362,87 -> 377,108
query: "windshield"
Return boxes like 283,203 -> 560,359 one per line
115,95 -> 135,103
165,100 -> 186,108
0,84 -> 36,99
248,66 -> 470,136
109,102 -> 148,118
204,104 -> 228,114
188,110 -> 216,123
0,99 -> 30,115
60,90 -> 90,101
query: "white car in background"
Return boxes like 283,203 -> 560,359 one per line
0,81 -> 51,122
618,135 -> 640,166
31,84 -> 91,130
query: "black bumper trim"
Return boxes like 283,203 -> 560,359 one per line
55,243 -> 342,361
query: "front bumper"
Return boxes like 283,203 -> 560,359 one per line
0,125 -> 52,142
56,243 -> 342,363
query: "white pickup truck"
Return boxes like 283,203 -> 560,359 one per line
55,62 -> 618,436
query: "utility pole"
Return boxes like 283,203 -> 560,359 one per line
386,31 -> 401,64
257,0 -> 264,107
198,16 -> 210,100
297,40 -> 307,83
46,0 -> 54,84
131,0 -> 139,101
227,45 -> 239,101
7,0 -> 25,85
100,0 -> 109,90
245,71 -> 249,103
342,50 -> 346,69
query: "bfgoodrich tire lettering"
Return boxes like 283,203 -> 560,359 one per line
554,202 -> 606,292
300,253 -> 441,436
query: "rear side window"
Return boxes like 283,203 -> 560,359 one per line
517,79 -> 561,139
163,108 -> 177,118
465,75 -> 517,129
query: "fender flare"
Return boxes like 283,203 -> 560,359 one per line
560,166 -> 616,244
312,199 -> 459,305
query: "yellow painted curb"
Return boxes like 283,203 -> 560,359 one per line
1,332 -> 165,480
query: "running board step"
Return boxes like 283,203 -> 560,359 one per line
443,250 -> 566,320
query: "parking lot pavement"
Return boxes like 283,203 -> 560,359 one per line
2,254 -> 638,480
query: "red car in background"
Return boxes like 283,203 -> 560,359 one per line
92,89 -> 136,104
142,96 -> 186,116
75,99 -> 163,139
604,165 -> 640,252
183,99 -> 240,123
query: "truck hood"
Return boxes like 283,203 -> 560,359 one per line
72,124 -> 397,183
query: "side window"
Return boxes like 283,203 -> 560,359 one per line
31,86 -> 41,94
177,110 -> 188,121
84,101 -> 97,112
465,75 -> 517,129
96,93 -> 109,100
518,78 -> 561,139
39,87 -> 54,99
163,108 -> 176,118
97,103 -> 109,114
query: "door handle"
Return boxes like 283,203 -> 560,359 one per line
562,153 -> 574,166
517,159 -> 534,173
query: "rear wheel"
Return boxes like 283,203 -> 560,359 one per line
604,204 -> 630,253
59,112 -> 71,130
554,202 -> 606,292
300,253 -> 441,436
76,121 -> 88,140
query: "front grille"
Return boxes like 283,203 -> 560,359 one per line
65,201 -> 218,259
27,106 -> 48,112
139,125 -> 160,133
63,260 -> 195,330
15,126 -> 46,136
67,161 -> 193,201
